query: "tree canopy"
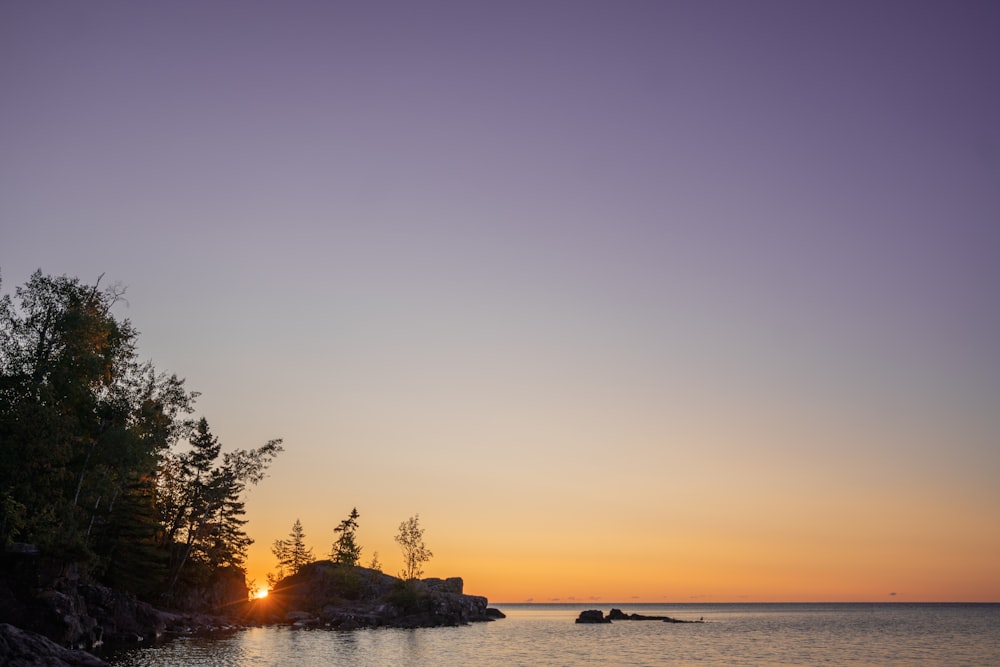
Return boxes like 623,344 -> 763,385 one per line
0,270 -> 282,607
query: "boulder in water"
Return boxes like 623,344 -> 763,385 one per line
575,609 -> 611,623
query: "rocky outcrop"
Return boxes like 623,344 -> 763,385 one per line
580,608 -> 704,623
0,577 -> 171,650
575,609 -> 612,623
78,585 -> 167,644
0,623 -> 108,667
0,545 -> 241,653
252,561 -> 500,629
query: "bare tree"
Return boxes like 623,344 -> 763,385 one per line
395,514 -> 433,580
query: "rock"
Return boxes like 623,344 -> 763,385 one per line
164,565 -> 249,613
587,608 -> 704,624
285,610 -> 321,629
485,608 -> 506,619
266,562 -> 499,629
5,543 -> 40,556
575,609 -> 611,623
284,611 -> 315,623
35,590 -> 98,648
0,623 -> 108,667
421,578 -> 464,594
78,585 -> 166,644
1,545 -> 170,650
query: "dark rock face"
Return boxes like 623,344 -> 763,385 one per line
78,585 -> 166,644
485,608 -> 506,619
0,580 -> 170,650
166,565 -> 249,613
1,546 -> 238,651
256,562 -> 499,629
575,609 -> 611,623
421,577 -> 465,594
0,623 -> 108,667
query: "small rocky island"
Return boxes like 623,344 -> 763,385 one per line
247,561 -> 504,629
576,608 -> 704,624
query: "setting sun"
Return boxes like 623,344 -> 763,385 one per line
255,589 -> 269,600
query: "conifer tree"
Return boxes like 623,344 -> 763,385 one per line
160,418 -> 283,593
94,473 -> 168,598
330,507 -> 362,566
285,518 -> 313,575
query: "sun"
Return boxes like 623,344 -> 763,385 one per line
255,589 -> 269,599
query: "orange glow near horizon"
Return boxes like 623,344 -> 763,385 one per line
242,474 -> 1000,605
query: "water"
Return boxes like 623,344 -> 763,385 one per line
107,603 -> 1000,666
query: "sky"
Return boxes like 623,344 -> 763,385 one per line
2,1 -> 998,603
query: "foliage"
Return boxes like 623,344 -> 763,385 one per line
330,507 -> 362,567
368,550 -> 382,573
269,518 -> 312,586
395,514 -> 432,581
322,563 -> 364,600
0,271 -> 195,557
157,417 -> 283,598
92,472 -> 168,598
385,578 -> 430,614
0,270 -> 282,608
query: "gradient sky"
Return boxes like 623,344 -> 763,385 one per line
2,1 -> 998,602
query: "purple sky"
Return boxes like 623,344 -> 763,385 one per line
2,2 -> 998,600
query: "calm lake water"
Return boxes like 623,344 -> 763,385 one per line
107,603 -> 1000,666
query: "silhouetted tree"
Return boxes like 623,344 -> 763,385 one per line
0,270 -> 282,607
268,538 -> 289,588
0,271 -> 195,561
330,507 -> 362,566
159,418 -> 282,593
273,518 -> 312,579
395,514 -> 432,580
93,472 -> 168,598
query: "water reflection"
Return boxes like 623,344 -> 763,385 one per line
107,604 -> 1000,667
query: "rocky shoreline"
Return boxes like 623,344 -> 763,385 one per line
1,556 -> 502,666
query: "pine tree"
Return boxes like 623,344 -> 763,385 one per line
159,418 -> 283,594
330,507 -> 362,566
94,473 -> 168,599
285,518 -> 313,575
